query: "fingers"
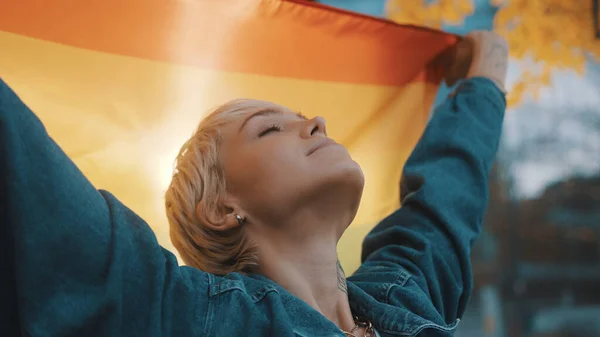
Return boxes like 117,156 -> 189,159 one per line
443,31 -> 509,92
444,36 -> 474,87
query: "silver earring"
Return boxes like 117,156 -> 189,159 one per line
235,214 -> 245,225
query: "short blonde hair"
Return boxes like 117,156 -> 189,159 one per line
165,99 -> 272,275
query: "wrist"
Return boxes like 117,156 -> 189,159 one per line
466,43 -> 508,93
465,76 -> 506,94
466,68 -> 506,93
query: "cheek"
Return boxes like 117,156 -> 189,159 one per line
224,140 -> 308,196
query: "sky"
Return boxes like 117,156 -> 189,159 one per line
320,0 -> 600,200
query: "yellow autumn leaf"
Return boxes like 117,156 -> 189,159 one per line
387,0 -> 600,107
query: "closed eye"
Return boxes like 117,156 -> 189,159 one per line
258,124 -> 282,137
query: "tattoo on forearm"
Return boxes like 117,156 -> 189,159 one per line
336,260 -> 347,294
486,42 -> 508,72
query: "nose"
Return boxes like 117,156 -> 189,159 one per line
301,116 -> 327,139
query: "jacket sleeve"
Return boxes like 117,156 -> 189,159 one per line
356,77 -> 505,322
0,78 -> 207,337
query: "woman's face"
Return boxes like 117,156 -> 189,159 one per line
218,100 -> 364,228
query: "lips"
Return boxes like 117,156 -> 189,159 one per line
307,138 -> 338,156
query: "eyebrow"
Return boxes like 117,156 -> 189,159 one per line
238,109 -> 308,132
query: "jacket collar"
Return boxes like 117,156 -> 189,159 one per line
248,274 -> 348,336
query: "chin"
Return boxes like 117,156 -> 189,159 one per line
322,159 -> 365,197
333,161 -> 364,223
344,160 -> 365,189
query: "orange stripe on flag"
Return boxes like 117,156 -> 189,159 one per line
0,0 -> 457,86
0,0 -> 455,271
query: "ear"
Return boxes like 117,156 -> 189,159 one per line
195,196 -> 244,232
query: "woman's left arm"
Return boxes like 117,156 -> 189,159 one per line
354,77 -> 505,321
349,31 -> 508,326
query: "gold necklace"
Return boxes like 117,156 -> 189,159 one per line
342,316 -> 374,337
342,324 -> 360,337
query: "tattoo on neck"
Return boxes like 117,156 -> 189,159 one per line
336,260 -> 347,294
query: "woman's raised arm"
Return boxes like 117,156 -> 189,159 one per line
349,31 -> 508,329
0,78 -> 208,337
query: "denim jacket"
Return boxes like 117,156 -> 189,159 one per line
0,77 -> 505,337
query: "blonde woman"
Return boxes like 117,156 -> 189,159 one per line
0,31 -> 508,337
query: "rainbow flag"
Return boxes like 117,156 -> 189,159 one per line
0,0 -> 456,272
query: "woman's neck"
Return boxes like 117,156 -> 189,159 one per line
245,187 -> 367,335
255,233 -> 360,334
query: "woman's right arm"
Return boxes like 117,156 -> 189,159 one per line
0,78 -> 206,337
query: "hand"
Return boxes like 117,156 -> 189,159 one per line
444,31 -> 509,92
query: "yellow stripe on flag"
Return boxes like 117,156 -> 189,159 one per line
0,0 -> 455,272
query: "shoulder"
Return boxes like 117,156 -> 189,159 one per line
206,272 -> 281,302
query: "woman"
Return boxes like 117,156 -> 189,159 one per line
0,30 -> 507,337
